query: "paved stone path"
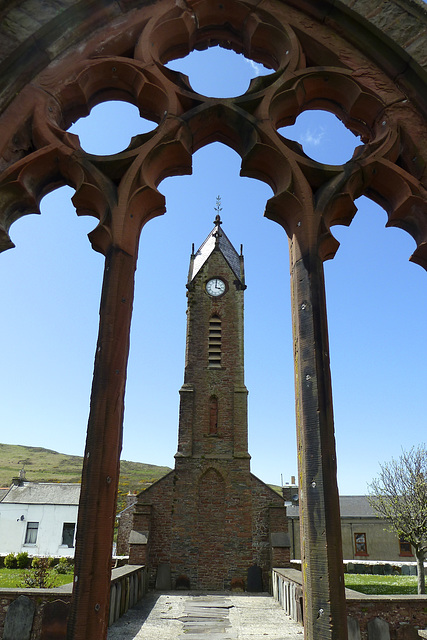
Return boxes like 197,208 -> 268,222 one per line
107,592 -> 304,639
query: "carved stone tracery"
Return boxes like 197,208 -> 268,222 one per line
1,2 -> 427,265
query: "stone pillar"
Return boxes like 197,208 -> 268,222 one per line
289,237 -> 347,640
67,245 -> 138,640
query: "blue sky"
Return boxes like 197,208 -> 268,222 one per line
1,47 -> 426,494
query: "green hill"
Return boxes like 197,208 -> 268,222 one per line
0,443 -> 171,512
0,444 -> 281,508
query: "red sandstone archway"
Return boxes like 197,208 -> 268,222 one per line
1,2 -> 427,639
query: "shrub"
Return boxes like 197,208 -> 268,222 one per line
31,556 -> 53,569
4,553 -> 17,569
21,557 -> 57,589
16,552 -> 30,569
54,557 -> 73,574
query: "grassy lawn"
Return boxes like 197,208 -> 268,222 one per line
0,567 -> 73,588
0,567 -> 419,594
345,573 -> 418,595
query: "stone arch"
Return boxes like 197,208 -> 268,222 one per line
1,4 -> 426,265
197,461 -> 229,484
196,467 -> 226,588
208,395 -> 219,433
197,466 -> 226,504
1,2 -> 427,639
1,3 -> 427,262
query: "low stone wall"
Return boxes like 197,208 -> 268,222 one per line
272,568 -> 304,625
0,564 -> 147,638
345,561 -> 419,576
272,568 -> 427,639
0,588 -> 72,639
109,564 -> 147,626
346,593 -> 427,639
290,559 -> 423,576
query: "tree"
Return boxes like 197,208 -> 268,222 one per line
368,444 -> 427,594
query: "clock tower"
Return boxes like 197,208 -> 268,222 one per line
176,212 -> 249,463
127,212 -> 289,590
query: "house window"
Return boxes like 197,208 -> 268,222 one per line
399,537 -> 413,557
354,532 -> 368,556
62,523 -> 76,548
24,522 -> 39,544
208,316 -> 221,368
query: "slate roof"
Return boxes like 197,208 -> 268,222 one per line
189,217 -> 243,283
339,496 -> 377,517
0,482 -> 80,505
287,495 -> 378,518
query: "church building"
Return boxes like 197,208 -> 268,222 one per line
127,214 -> 289,590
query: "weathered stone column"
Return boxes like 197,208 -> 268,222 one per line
289,236 -> 347,640
67,244 -> 138,640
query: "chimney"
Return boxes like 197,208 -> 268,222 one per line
282,477 -> 299,505
12,468 -> 26,486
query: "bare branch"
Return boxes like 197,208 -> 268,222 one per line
368,444 -> 427,594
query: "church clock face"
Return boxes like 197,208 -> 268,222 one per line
206,278 -> 226,297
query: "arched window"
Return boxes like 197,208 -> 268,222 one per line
208,315 -> 221,368
209,396 -> 218,434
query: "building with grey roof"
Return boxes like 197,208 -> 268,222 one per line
285,488 -> 414,563
0,480 -> 80,558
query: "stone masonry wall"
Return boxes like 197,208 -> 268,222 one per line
0,566 -> 146,638
346,596 -> 427,639
132,460 -> 254,590
180,248 -> 247,459
129,466 -> 289,590
0,591 -> 72,639
251,475 -> 290,588
116,493 -> 138,556
274,568 -> 427,639
129,473 -> 174,587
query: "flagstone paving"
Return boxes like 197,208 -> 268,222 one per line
107,591 -> 304,639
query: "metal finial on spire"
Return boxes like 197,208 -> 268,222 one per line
213,196 -> 223,245
213,195 -> 223,226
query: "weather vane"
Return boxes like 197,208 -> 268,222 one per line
213,195 -> 223,244
214,195 -> 223,227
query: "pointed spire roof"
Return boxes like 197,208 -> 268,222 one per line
188,213 -> 243,284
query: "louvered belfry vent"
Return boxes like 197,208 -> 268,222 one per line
208,315 -> 221,368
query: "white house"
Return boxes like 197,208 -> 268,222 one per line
0,480 -> 80,558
